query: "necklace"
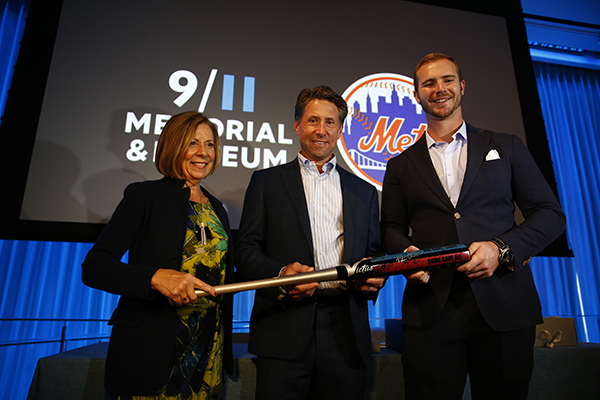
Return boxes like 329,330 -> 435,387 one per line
188,201 -> 212,245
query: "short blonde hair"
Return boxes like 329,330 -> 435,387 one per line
155,111 -> 221,179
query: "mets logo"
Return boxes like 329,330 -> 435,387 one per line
337,73 -> 427,190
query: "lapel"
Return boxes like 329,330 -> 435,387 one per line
457,124 -> 492,204
280,159 -> 314,253
338,166 -> 355,263
407,136 -> 454,211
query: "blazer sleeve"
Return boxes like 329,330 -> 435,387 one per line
354,182 -> 383,302
81,182 -> 161,299
497,134 -> 566,266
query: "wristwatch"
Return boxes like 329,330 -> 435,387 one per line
490,238 -> 514,270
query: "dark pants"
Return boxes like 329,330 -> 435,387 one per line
402,280 -> 535,400
255,295 -> 367,400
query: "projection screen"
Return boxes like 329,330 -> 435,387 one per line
0,0 -> 567,256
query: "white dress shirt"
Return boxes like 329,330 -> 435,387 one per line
426,121 -> 468,207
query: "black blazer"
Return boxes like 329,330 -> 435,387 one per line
234,158 -> 381,365
381,125 -> 566,331
82,177 -> 234,395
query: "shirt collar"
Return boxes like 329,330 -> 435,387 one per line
426,120 -> 468,148
298,152 -> 337,174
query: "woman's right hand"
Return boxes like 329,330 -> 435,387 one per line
150,268 -> 217,306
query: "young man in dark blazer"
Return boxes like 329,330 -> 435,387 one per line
381,53 -> 566,399
235,86 -> 384,400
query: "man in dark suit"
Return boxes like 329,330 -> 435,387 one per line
235,85 -> 384,400
381,53 -> 566,399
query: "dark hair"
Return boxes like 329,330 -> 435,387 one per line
414,53 -> 463,88
294,85 -> 348,124
155,111 -> 221,179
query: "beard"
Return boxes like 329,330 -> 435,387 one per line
420,92 -> 462,120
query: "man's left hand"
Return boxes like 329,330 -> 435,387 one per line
456,241 -> 500,279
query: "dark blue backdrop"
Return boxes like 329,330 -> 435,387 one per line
1,2 -> 599,399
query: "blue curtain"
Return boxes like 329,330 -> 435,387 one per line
1,2 -> 600,398
0,240 -> 113,400
529,62 -> 600,343
0,1 -> 28,121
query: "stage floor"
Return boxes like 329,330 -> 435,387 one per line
27,341 -> 600,399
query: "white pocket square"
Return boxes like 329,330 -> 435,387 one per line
485,149 -> 501,161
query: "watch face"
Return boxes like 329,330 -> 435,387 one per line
500,250 -> 509,263
492,239 -> 512,265
500,248 -> 513,264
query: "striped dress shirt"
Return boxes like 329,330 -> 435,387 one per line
298,153 -> 345,293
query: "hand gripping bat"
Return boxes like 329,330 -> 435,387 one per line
193,244 -> 470,298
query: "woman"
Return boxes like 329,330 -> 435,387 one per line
82,111 -> 234,399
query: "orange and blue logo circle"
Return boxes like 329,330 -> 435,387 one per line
338,73 -> 427,191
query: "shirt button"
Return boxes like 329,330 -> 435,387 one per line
454,212 -> 461,219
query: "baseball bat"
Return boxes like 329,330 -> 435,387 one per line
193,244 -> 470,298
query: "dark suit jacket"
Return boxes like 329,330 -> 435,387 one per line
381,124 -> 566,331
82,177 -> 234,395
234,158 -> 380,365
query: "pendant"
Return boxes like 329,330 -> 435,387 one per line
194,222 -> 212,245
200,221 -> 207,245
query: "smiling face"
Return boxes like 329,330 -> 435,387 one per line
294,99 -> 342,171
181,123 -> 215,187
414,58 -> 465,121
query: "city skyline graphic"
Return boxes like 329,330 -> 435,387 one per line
338,74 -> 427,190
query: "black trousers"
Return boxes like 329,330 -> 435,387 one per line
402,279 -> 536,400
255,295 -> 367,400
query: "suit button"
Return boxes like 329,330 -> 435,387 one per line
454,212 -> 461,219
